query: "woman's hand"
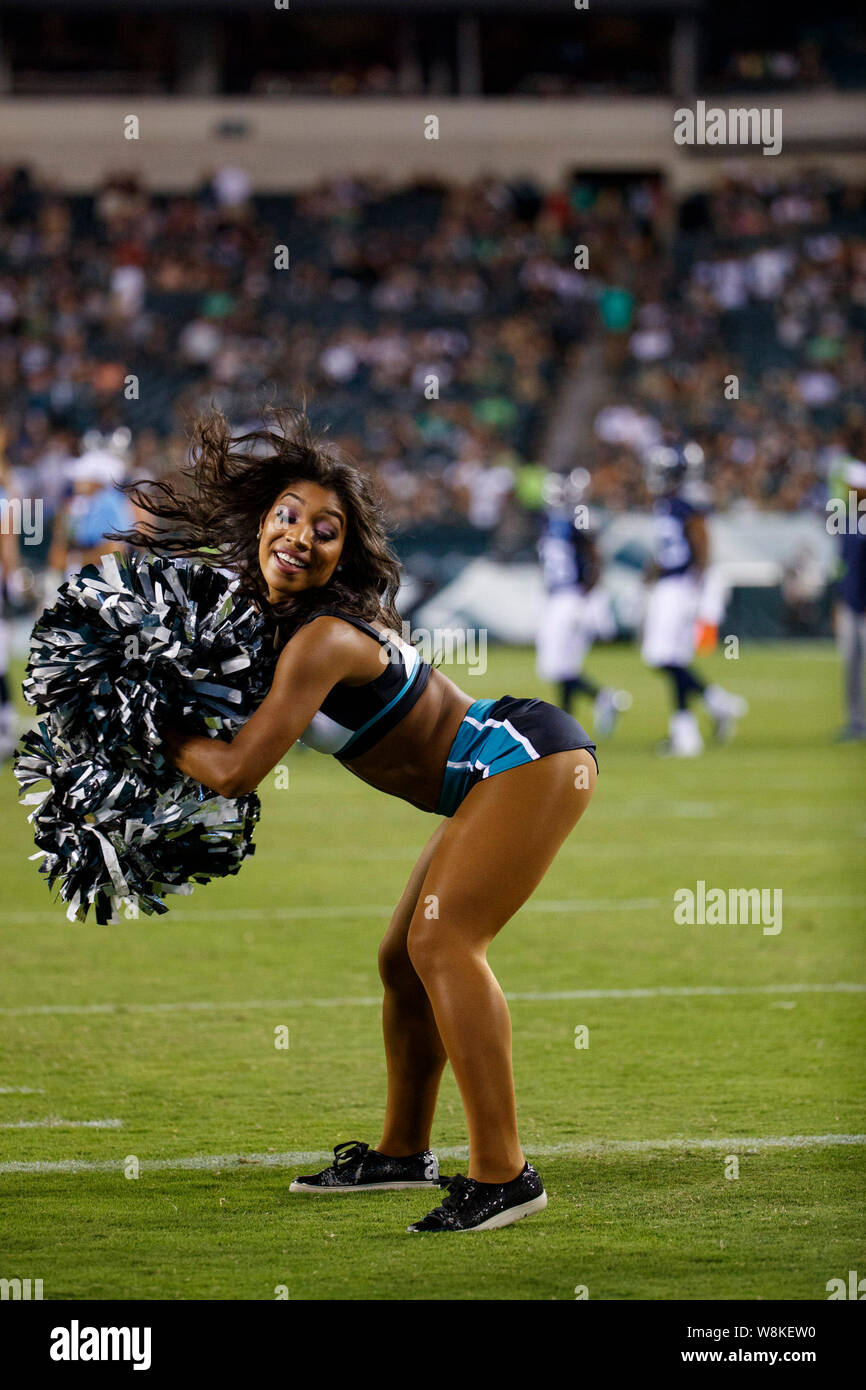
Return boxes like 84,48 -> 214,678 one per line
158,722 -> 239,796
160,725 -> 189,767
159,724 -> 223,787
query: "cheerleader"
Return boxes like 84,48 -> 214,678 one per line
119,409 -> 598,1234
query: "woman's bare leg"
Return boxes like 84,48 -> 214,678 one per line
375,821 -> 449,1156
406,749 -> 597,1183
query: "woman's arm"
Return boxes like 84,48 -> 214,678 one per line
165,616 -> 367,797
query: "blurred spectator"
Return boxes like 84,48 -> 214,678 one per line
47,431 -> 136,575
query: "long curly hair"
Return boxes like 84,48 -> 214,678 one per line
111,407 -> 403,641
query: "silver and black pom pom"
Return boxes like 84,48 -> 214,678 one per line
15,553 -> 276,923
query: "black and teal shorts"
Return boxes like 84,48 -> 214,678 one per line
435,695 -> 598,818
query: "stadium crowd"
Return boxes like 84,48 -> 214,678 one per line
590,171 -> 866,514
0,162 -> 863,561
0,165 -> 587,538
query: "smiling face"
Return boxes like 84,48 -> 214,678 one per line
258,481 -> 347,603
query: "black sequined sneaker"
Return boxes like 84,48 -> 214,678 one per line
289,1140 -> 440,1194
407,1161 -> 547,1232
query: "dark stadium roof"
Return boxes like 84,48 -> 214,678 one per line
7,0 -> 704,11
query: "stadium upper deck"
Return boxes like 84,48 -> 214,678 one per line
2,1 -> 863,99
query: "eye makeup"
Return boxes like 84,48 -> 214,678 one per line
272,500 -> 341,543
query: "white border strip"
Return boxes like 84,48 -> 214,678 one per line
0,982 -> 862,1017
1,1133 -> 863,1176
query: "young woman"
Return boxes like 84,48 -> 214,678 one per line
120,408 -> 598,1233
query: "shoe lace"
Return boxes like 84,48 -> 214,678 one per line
433,1173 -> 476,1212
332,1140 -> 369,1172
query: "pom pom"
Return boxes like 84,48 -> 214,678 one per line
23,552 -> 273,781
16,722 -> 261,924
15,553 -> 276,923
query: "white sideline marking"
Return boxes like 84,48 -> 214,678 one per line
1,1133 -> 863,1176
0,982 -> 862,1018
1,892 -> 863,929
571,843 -> 848,857
508,982 -> 866,1002
0,1086 -> 45,1094
0,1117 -> 122,1130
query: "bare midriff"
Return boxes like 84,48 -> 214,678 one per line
339,666 -> 475,814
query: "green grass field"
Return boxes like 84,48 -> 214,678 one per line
1,640 -> 864,1301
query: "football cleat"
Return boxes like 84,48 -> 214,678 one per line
658,709 -> 703,757
834,725 -> 866,743
703,685 -> 748,743
407,1162 -> 547,1233
656,738 -> 703,758
289,1140 -> 440,1194
593,687 -> 632,737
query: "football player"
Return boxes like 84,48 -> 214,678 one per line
641,442 -> 746,755
536,468 -> 630,736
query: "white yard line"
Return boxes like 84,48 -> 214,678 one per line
0,892 -> 862,930
0,842 -> 858,868
0,981 -> 862,1017
0,1086 -> 45,1094
0,1117 -> 121,1130
506,982 -> 866,1002
0,1132 -> 863,1176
